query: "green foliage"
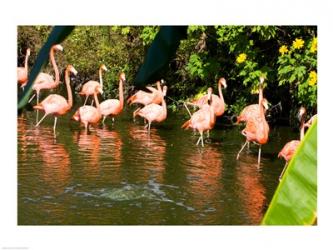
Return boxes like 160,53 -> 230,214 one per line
17,25 -> 317,123
262,119 -> 317,225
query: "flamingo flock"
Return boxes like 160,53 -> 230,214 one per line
18,44 -> 316,179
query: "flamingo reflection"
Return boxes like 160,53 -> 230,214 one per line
127,125 -> 166,183
182,145 -> 223,223
236,154 -> 266,224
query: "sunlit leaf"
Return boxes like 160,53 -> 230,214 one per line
261,119 -> 317,225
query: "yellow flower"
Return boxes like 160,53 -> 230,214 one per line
310,37 -> 317,53
308,70 -> 317,86
292,38 -> 304,50
236,53 -> 247,64
279,45 -> 289,55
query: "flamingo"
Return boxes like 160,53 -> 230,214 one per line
278,107 -> 306,181
72,88 -> 102,132
236,98 -> 269,124
98,72 -> 126,124
127,80 -> 163,120
181,87 -> 216,147
79,64 -> 108,105
17,48 -> 31,89
189,77 -> 227,116
34,65 -> 78,134
236,76 -> 269,165
134,86 -> 168,132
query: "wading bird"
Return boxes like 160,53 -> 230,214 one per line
134,86 -> 168,132
79,64 -> 107,105
236,77 -> 269,165
72,88 -> 102,132
99,72 -> 126,124
236,98 -> 269,124
278,107 -> 306,181
182,87 -> 216,147
34,65 -> 78,134
127,80 -> 163,120
190,77 -> 227,117
17,48 -> 31,89
29,44 -> 63,123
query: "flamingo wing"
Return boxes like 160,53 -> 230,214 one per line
278,140 -> 300,162
40,94 -> 68,114
99,99 -> 121,116
81,81 -> 100,95
138,103 -> 163,121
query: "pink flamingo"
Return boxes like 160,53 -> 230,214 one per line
127,80 -> 163,119
72,88 -> 102,132
190,77 -> 227,116
98,72 -> 126,124
79,64 -> 108,105
34,65 -> 77,134
236,77 -> 270,165
182,87 -> 216,147
134,86 -> 168,132
236,98 -> 269,124
30,44 -> 63,104
278,107 -> 306,180
17,48 -> 31,89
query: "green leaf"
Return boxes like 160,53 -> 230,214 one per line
261,119 -> 317,225
18,26 -> 75,110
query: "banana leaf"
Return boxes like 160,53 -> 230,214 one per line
18,26 -> 75,110
134,26 -> 187,88
261,119 -> 317,225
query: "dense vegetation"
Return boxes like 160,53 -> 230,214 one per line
17,26 -> 317,125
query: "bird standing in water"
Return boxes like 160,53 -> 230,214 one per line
236,76 -> 269,165
278,107 -> 306,181
17,48 -> 31,90
34,65 -> 78,134
182,87 -> 216,147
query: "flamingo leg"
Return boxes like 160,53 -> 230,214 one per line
102,116 -> 106,124
196,136 -> 201,145
35,113 -> 48,127
258,145 -> 262,167
28,93 -> 36,103
53,117 -> 58,134
83,96 -> 89,105
207,130 -> 210,138
91,99 -> 94,106
36,93 -> 39,124
183,102 -> 192,117
237,141 -> 249,160
200,132 -> 204,147
247,142 -> 250,150
112,117 -> 115,123
148,121 -> 151,133
279,162 -> 288,181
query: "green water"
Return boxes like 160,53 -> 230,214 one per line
17,105 -> 296,225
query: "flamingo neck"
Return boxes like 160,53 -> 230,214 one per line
50,48 -> 60,85
65,69 -> 73,108
300,118 -> 305,140
218,81 -> 225,106
99,68 -> 103,89
157,82 -> 162,92
24,51 -> 30,72
119,79 -> 124,109
162,97 -> 167,118
259,85 -> 264,117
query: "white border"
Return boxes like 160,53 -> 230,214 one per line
1,0 -> 333,249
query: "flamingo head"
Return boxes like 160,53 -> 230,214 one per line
53,44 -> 63,52
101,64 -> 108,71
119,72 -> 126,82
162,85 -> 168,97
67,65 -> 78,76
72,110 -> 80,122
219,77 -> 227,89
262,98 -> 269,111
259,76 -> 265,85
298,107 -> 306,122
26,48 -> 31,56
